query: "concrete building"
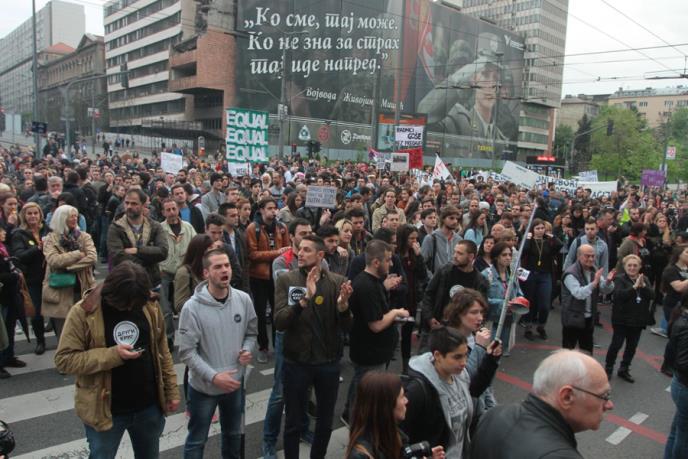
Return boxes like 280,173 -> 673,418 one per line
38,34 -> 107,139
458,0 -> 569,159
103,0 -> 195,138
558,94 -> 609,131
608,86 -> 688,128
0,0 -> 85,119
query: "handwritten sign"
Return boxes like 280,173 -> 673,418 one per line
160,152 -> 184,175
305,186 -> 337,208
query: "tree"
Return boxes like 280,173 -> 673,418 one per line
589,106 -> 662,182
574,114 -> 593,165
664,108 -> 688,183
553,124 -> 574,161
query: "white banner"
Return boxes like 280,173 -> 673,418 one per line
227,162 -> 250,177
160,152 -> 184,175
582,181 -> 616,198
305,186 -> 338,208
390,152 -> 410,172
395,125 -> 424,148
501,161 -> 539,189
577,170 -> 598,182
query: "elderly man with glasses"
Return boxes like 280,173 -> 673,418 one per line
471,350 -> 613,458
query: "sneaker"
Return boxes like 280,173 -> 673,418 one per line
257,350 -> 269,364
651,327 -> 668,338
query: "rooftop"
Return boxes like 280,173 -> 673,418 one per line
610,86 -> 688,98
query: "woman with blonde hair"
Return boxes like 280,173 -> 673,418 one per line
42,205 -> 97,340
10,202 -> 51,354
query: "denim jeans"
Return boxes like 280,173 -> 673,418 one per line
84,404 -> 165,459
282,360 -> 340,459
184,384 -> 244,459
344,362 -> 387,420
524,271 -> 552,326
666,376 -> 688,459
159,271 -> 175,344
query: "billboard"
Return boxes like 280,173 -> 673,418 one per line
236,0 -> 523,160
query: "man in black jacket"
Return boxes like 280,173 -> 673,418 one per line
471,350 -> 613,459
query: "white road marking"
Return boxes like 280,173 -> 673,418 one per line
666,385 -> 671,392
605,412 -> 649,445
5,349 -> 57,375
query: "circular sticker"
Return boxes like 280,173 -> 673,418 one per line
449,285 -> 464,299
288,287 -> 306,305
315,295 -> 324,305
234,313 -> 242,323
113,321 -> 139,346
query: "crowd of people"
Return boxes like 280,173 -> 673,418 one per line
0,142 -> 687,458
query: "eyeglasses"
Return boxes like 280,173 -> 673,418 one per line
571,385 -> 612,402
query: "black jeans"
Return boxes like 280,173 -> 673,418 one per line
250,277 -> 275,351
282,360 -> 340,459
605,324 -> 643,370
562,317 -> 594,354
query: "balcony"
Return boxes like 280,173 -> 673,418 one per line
169,48 -> 197,70
168,75 -> 201,93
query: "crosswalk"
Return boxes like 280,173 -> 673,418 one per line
1,335 -> 352,458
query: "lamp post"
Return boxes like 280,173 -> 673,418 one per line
276,30 -> 308,159
60,73 -> 106,156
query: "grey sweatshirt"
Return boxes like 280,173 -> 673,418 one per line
178,281 -> 258,395
421,228 -> 462,274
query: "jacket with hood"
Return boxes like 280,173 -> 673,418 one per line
107,215 -> 168,287
400,352 -> 498,458
421,229 -> 462,274
54,285 -> 179,432
177,281 -> 258,396
246,214 -> 290,280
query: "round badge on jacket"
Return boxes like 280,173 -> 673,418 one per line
113,321 -> 139,346
234,314 -> 242,323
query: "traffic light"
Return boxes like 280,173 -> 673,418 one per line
607,119 -> 614,136
313,141 -> 321,153
120,63 -> 129,89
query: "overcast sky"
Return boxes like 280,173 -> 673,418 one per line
2,0 -> 687,98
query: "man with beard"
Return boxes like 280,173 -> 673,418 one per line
247,198 -> 291,363
171,183 -> 205,234
371,188 -> 406,232
316,224 -> 349,276
274,235 -> 353,459
422,205 -> 463,274
55,262 -> 180,458
347,208 -> 372,256
420,240 -> 489,352
178,249 -> 257,458
107,188 -> 168,288
342,240 -> 408,424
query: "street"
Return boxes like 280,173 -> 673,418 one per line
0,266 -> 673,458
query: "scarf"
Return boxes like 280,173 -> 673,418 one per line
60,228 -> 81,252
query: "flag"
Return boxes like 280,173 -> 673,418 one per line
368,147 -> 380,161
433,154 -> 450,181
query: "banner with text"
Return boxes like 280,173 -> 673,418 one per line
226,108 -> 269,162
305,186 -> 338,208
395,125 -> 424,149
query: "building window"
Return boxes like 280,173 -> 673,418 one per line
665,100 -> 674,107
639,101 -> 648,107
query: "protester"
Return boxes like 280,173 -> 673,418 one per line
665,295 -> 688,459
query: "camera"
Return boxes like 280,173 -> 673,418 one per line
402,441 -> 432,459
0,420 -> 15,456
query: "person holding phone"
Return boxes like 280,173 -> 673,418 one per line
55,261 -> 179,458
605,255 -> 654,382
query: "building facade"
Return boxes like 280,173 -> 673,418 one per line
558,94 -> 607,131
38,34 -> 108,139
103,0 -> 196,138
608,86 -> 688,128
0,0 -> 85,120
459,0 -> 569,159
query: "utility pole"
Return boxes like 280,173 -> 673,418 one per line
490,52 -> 504,171
91,81 -> 96,156
32,0 -> 40,157
61,74 -> 106,157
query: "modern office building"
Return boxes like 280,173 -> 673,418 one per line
0,0 -> 85,120
608,86 -> 688,128
103,0 -> 197,138
458,0 -> 569,159
38,34 -> 108,138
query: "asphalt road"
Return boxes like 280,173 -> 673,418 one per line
0,266 -> 673,458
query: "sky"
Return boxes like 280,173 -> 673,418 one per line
1,0 -> 687,98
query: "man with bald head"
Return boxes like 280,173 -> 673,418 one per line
471,350 -> 613,458
561,244 -> 615,353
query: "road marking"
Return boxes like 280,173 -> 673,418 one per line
666,385 -> 671,392
5,349 -> 57,375
257,426 -> 349,459
0,364 -> 185,424
14,330 -> 56,343
261,367 -> 275,376
14,387 -> 273,459
605,412 -> 649,445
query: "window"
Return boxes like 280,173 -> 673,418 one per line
639,101 -> 648,107
665,100 -> 674,107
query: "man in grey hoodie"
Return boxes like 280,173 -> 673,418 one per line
178,249 -> 258,459
422,205 -> 462,274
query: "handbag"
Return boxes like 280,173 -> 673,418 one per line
48,272 -> 77,289
19,276 -> 35,318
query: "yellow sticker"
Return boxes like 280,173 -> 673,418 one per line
29,240 -> 35,245
314,295 -> 324,305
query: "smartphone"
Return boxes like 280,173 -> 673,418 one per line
132,347 -> 145,353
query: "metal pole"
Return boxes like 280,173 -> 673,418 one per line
660,114 -> 671,185
91,81 -> 96,157
490,52 -> 503,171
494,203 -> 538,340
32,0 -> 40,157
277,45 -> 287,159
393,0 -> 406,153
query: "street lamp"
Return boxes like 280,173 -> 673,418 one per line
60,73 -> 106,157
276,30 -> 308,159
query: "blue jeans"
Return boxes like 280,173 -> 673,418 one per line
84,404 -> 165,459
344,362 -> 387,419
283,361 -> 340,459
524,271 -> 552,326
159,272 -> 175,344
184,384 -> 244,459
491,316 -> 513,353
666,376 -> 688,459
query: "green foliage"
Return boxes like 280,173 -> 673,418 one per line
574,114 -> 593,162
664,108 -> 688,183
554,124 -> 574,160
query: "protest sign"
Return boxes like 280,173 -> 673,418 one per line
501,161 -> 538,189
305,186 -> 337,208
398,147 -> 423,169
641,170 -> 666,187
226,108 -> 269,162
160,152 -> 184,175
395,125 -> 424,148
578,170 -> 598,182
581,181 -> 616,198
390,152 -> 410,172
227,162 -> 251,177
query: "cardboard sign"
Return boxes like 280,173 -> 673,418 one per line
577,170 -> 598,182
227,162 -> 250,177
226,108 -> 269,162
501,161 -> 538,189
160,152 -> 184,175
390,152 -> 410,172
305,186 -> 337,209
395,125 -> 424,148
642,169 -> 666,187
